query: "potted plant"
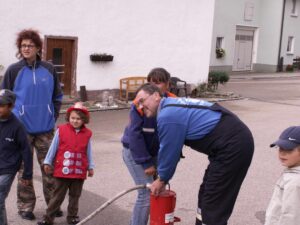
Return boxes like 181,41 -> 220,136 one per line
286,64 -> 294,72
216,48 -> 225,58
90,53 -> 114,62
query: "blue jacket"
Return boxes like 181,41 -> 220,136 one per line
157,97 -> 222,182
1,59 -> 63,134
0,113 -> 33,179
121,92 -> 176,169
121,104 -> 159,169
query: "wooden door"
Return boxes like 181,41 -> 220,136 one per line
45,38 -> 75,95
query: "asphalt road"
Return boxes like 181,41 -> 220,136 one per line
6,74 -> 300,225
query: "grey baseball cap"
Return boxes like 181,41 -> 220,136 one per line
270,126 -> 300,150
0,89 -> 16,105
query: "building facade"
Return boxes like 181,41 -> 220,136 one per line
210,0 -> 300,73
0,0 -> 215,97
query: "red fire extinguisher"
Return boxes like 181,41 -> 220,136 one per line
150,187 -> 181,225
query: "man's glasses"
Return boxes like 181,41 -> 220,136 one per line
136,94 -> 152,108
20,44 -> 36,49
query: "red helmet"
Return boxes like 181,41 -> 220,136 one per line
67,102 -> 89,117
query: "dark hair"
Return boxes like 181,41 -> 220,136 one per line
65,109 -> 90,124
0,103 -> 14,107
16,29 -> 43,59
147,68 -> 171,83
136,83 -> 163,97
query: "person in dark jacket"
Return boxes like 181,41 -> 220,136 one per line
0,89 -> 33,225
121,68 -> 176,225
135,83 -> 254,225
0,29 -> 63,220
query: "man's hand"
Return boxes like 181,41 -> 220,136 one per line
44,164 -> 53,175
21,178 -> 31,186
144,166 -> 156,176
88,169 -> 94,177
150,178 -> 166,196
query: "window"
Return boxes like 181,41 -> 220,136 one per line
291,0 -> 297,15
287,36 -> 294,54
52,48 -> 62,65
244,2 -> 254,21
216,37 -> 224,49
235,35 -> 253,41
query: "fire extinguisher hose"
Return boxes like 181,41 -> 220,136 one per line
77,184 -> 150,225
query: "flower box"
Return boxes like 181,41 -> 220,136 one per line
90,54 -> 114,62
216,48 -> 225,58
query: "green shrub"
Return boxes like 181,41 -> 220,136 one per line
208,71 -> 230,90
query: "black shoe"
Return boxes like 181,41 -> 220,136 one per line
68,216 -> 80,225
18,211 -> 36,220
37,220 -> 52,225
55,210 -> 63,217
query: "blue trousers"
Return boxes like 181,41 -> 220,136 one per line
122,147 -> 154,225
0,173 -> 16,225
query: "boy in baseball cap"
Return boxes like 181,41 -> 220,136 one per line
0,89 -> 16,107
0,89 -> 32,224
265,126 -> 300,225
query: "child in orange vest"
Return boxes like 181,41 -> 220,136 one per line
38,102 -> 94,225
121,68 -> 176,225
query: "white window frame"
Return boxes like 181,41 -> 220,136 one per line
244,2 -> 254,21
287,36 -> 295,54
216,37 -> 224,49
291,0 -> 298,17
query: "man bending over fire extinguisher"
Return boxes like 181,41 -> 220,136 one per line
134,83 -> 254,225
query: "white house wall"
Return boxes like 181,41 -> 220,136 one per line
281,0 -> 300,65
210,0 -> 300,72
210,0 -> 262,71
255,0 -> 283,71
0,0 -> 215,91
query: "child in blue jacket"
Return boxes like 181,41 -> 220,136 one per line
121,68 -> 175,225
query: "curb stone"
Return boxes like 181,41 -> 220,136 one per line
59,92 -> 242,114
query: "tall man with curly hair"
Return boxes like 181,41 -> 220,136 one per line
1,29 -> 63,220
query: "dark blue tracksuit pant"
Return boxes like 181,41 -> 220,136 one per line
185,104 -> 254,225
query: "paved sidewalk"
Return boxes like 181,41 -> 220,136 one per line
229,71 -> 300,80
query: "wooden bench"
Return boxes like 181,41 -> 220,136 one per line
119,76 -> 147,102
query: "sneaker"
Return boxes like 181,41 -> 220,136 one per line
18,211 -> 36,220
55,210 -> 63,217
68,216 -> 80,225
37,220 -> 53,225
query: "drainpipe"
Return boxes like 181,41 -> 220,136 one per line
277,0 -> 286,72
